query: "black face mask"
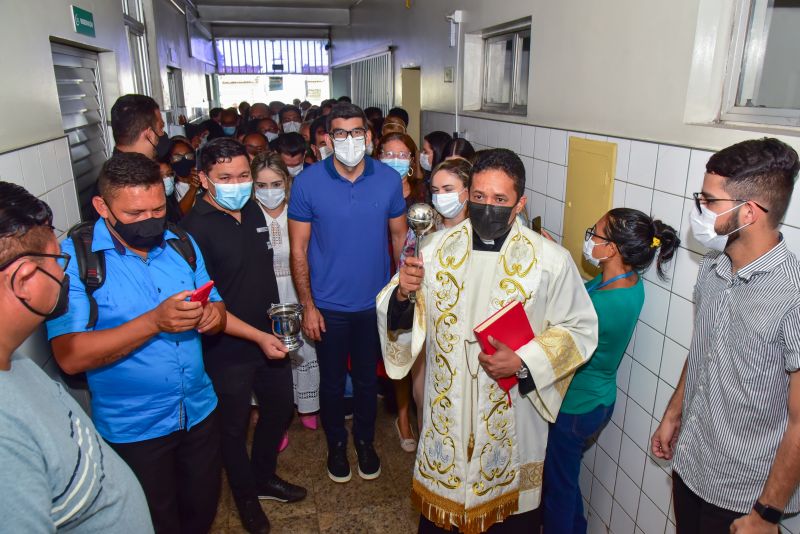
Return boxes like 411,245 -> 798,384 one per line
149,130 -> 171,160
171,158 -> 195,178
13,268 -> 70,320
110,211 -> 167,250
468,201 -> 515,241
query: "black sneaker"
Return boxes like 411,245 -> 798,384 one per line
258,475 -> 307,503
355,440 -> 381,480
327,442 -> 352,483
234,498 -> 270,534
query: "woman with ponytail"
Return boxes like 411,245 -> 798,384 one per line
542,208 -> 680,534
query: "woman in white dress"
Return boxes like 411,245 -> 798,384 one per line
251,152 -> 320,442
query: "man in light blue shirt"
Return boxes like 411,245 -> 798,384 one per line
47,153 -> 226,534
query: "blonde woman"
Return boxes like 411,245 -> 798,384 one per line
251,152 -> 320,442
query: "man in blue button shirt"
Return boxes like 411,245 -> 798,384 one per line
288,103 -> 407,484
47,153 -> 227,534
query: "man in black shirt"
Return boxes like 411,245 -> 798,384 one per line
181,138 -> 305,534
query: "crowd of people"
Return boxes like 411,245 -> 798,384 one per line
0,89 -> 799,534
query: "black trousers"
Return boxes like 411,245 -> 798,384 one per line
418,508 -> 542,534
207,357 -> 294,503
673,471 -> 744,533
110,410 -> 221,534
315,307 -> 381,447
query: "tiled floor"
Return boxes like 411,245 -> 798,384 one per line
210,403 -> 419,533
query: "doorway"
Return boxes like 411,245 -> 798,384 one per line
401,67 -> 421,146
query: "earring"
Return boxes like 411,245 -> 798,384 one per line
407,166 -> 414,178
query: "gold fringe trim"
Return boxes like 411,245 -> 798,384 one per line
411,479 -> 519,534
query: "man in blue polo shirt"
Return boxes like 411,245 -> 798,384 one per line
288,102 -> 407,483
47,152 -> 227,534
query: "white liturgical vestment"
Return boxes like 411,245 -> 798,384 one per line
377,219 -> 598,533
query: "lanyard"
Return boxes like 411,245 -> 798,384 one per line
587,270 -> 636,292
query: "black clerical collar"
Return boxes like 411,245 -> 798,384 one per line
472,228 -> 511,252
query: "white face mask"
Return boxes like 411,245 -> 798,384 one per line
689,203 -> 750,252
582,237 -> 609,267
163,175 -> 175,197
283,121 -> 302,134
174,180 -> 191,201
333,135 -> 367,168
264,131 -> 279,142
420,152 -> 432,172
256,188 -> 286,210
319,145 -> 333,160
366,142 -> 374,156
288,164 -> 304,177
432,191 -> 466,220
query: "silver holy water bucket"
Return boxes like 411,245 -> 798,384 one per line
268,303 -> 304,351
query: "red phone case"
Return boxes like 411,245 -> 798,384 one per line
190,281 -> 215,304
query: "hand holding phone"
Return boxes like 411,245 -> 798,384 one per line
190,281 -> 215,306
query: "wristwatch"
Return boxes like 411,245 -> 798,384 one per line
753,500 -> 782,524
515,362 -> 529,380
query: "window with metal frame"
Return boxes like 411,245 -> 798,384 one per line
122,0 -> 151,95
721,0 -> 800,127
215,39 -> 329,75
481,24 -> 530,115
50,43 -> 110,221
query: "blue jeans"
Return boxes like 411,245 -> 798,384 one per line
315,307 -> 380,448
542,403 -> 614,534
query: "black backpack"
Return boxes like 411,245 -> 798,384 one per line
68,221 -> 198,329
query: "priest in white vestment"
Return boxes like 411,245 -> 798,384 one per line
377,149 -> 598,534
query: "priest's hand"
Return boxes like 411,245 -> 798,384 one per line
478,336 -> 523,379
398,256 -> 424,302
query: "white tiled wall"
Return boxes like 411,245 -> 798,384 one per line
0,137 -> 80,239
423,111 -> 800,533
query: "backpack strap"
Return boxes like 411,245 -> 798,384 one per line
166,222 -> 197,272
68,222 -> 105,330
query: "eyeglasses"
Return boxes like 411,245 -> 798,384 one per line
380,151 -> 412,160
0,252 -> 71,272
329,128 -> 367,141
692,192 -> 769,215
584,227 -> 612,243
170,152 -> 196,163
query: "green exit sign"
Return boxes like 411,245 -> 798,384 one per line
71,5 -> 96,38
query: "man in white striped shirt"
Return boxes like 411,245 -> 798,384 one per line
652,138 -> 800,533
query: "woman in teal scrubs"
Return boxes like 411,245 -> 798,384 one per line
542,208 -> 680,533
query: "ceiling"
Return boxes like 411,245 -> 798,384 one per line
192,0 -> 363,37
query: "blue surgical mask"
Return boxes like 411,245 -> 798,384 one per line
222,125 -> 236,136
163,175 -> 175,196
209,179 -> 252,211
381,158 -> 411,178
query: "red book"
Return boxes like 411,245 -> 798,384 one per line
473,300 -> 535,400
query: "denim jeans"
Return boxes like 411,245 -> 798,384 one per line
315,307 -> 381,447
542,403 -> 614,534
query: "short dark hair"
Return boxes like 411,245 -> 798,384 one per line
325,103 -> 368,133
706,137 -> 799,226
444,138 -> 476,163
110,94 -> 160,146
210,107 -> 223,120
98,152 -> 162,199
0,182 -> 54,266
471,149 -> 525,200
424,131 -> 453,170
337,95 -> 352,103
321,99 -> 336,110
364,107 -> 383,121
388,107 -> 409,126
279,105 -> 302,122
199,137 -> 249,174
309,116 -> 328,146
276,133 -> 307,156
605,208 -> 680,280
